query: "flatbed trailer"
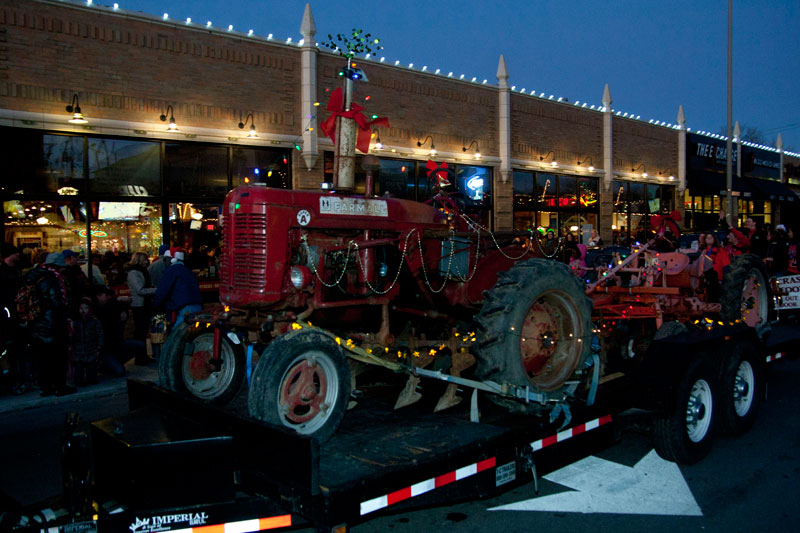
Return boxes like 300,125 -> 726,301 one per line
11,318 -> 799,533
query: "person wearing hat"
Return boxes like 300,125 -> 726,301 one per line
153,249 -> 202,329
148,244 -> 172,288
61,249 -> 90,312
19,252 -> 75,396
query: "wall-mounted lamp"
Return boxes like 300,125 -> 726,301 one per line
417,135 -> 436,156
540,150 -> 558,167
577,156 -> 594,172
159,105 -> 178,131
238,113 -> 258,138
632,163 -> 647,177
462,140 -> 481,159
371,129 -> 383,150
66,94 -> 87,124
658,168 -> 675,180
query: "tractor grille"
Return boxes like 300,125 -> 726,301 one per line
221,212 -> 268,292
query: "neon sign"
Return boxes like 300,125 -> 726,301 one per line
77,229 -> 108,238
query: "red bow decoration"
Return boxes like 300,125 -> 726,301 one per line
425,160 -> 452,187
319,88 -> 390,154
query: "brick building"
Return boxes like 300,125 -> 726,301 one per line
2,0 -> 798,270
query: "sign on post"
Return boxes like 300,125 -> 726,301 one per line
775,275 -> 800,310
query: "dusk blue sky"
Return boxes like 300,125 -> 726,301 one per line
112,1 -> 799,151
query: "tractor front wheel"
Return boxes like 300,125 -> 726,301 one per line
248,329 -> 351,443
159,322 -> 246,405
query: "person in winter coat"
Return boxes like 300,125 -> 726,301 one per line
153,251 -> 202,329
148,244 -> 171,288
569,244 -> 588,278
61,249 -> 91,313
696,233 -> 730,302
19,254 -> 75,397
126,252 -> 156,364
71,297 -> 103,386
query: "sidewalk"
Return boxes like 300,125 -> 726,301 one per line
0,362 -> 158,415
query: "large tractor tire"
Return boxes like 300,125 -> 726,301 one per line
248,329 -> 350,443
716,339 -> 763,436
474,259 -> 593,412
652,357 -> 717,464
720,254 -> 769,330
159,322 -> 246,405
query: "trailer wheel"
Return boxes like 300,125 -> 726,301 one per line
720,254 -> 769,330
474,259 -> 592,412
248,329 -> 350,443
652,358 -> 717,464
717,340 -> 763,435
158,323 -> 246,405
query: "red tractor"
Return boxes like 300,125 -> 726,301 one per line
157,157 -> 603,441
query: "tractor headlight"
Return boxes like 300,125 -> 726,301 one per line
290,265 -> 311,289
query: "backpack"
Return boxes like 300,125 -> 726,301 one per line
15,276 -> 42,322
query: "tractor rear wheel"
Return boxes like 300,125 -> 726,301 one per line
474,259 -> 593,412
159,322 -> 246,405
720,254 -> 769,330
248,329 -> 351,443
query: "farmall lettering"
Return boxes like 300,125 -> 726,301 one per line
319,196 -> 389,217
129,512 -> 209,532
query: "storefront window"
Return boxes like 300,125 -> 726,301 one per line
558,175 -> 577,208
169,203 -> 222,280
88,138 -> 160,195
1,130 -> 86,195
89,202 -> 162,285
231,147 -> 291,189
165,143 -> 228,196
513,171 -> 535,230
377,160 -> 414,199
3,199 -> 87,268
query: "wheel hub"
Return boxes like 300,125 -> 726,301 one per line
188,350 -> 213,381
733,375 -> 749,400
280,360 -> 328,425
519,292 -> 581,391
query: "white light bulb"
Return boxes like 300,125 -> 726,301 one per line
163,13 -> 168,20
421,66 -> 427,71
471,77 -> 477,82
380,57 -> 385,62
248,29 -> 254,36
267,33 -> 273,39
228,24 -> 233,31
459,74 -> 464,79
186,17 -> 191,24
207,21 -> 212,27
113,3 -> 118,9
395,60 -> 400,65
482,79 -> 487,84
448,72 -> 453,77
435,68 -> 440,74
365,53 -> 370,59
409,63 -> 414,68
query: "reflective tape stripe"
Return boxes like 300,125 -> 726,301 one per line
163,515 -> 291,533
360,456 -> 496,516
531,415 -> 612,452
766,352 -> 785,363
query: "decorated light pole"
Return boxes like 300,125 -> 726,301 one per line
320,30 -> 387,192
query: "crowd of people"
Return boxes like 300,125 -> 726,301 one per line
0,243 -> 203,398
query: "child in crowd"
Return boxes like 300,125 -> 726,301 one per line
71,297 -> 103,386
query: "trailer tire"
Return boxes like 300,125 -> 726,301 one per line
158,323 -> 246,405
652,358 -> 717,464
720,254 -> 769,331
248,329 -> 350,443
474,259 -> 593,413
717,340 -> 763,436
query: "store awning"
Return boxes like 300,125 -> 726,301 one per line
747,178 -> 799,203
687,170 -> 755,198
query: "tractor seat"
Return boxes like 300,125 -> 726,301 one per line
658,252 -> 690,275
